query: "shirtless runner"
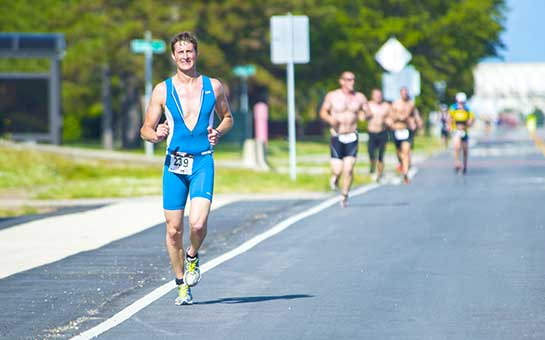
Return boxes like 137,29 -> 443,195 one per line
389,87 -> 415,184
320,71 -> 369,207
366,88 -> 391,182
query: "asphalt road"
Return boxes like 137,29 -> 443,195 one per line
0,199 -> 319,339
2,128 -> 545,339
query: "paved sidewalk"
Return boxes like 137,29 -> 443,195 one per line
0,192 -> 326,280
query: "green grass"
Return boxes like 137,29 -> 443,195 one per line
411,133 -> 445,155
0,145 -> 162,199
0,206 -> 43,217
215,167 -> 370,194
0,140 -> 346,201
0,134 -> 442,205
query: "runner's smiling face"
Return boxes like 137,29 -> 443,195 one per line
171,41 -> 198,71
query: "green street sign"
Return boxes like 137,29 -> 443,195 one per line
233,64 -> 256,77
131,39 -> 166,54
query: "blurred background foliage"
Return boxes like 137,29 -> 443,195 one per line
0,0 -> 506,144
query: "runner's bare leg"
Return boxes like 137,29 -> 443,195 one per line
164,209 -> 185,279
187,197 -> 211,257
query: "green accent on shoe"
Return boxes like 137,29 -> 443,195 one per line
175,284 -> 193,305
183,253 -> 201,287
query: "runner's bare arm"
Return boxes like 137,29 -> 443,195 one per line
140,83 -> 168,143
413,106 -> 424,129
319,93 -> 337,127
467,111 -> 476,127
359,93 -> 371,121
208,79 -> 234,145
447,110 -> 454,131
384,103 -> 394,127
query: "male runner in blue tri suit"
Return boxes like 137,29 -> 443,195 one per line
140,32 -> 233,305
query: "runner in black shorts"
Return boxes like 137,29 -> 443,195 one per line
320,71 -> 370,207
392,128 -> 411,149
330,133 -> 359,159
390,87 -> 416,184
366,89 -> 391,182
367,131 -> 388,165
439,104 -> 450,148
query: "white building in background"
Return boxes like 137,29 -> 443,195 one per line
470,62 -> 545,118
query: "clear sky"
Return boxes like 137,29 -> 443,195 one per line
489,0 -> 545,62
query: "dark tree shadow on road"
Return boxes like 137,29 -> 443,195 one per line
195,294 -> 313,305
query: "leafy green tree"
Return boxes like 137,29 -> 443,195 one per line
0,0 -> 506,142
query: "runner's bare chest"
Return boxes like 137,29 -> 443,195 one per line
369,102 -> 389,119
393,101 -> 414,123
330,91 -> 363,115
171,78 -> 204,131
368,102 -> 389,131
331,91 -> 363,123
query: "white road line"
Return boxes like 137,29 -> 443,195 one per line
71,183 -> 380,340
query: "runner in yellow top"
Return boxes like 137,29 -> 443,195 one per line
448,92 -> 475,174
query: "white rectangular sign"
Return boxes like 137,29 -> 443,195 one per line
382,65 -> 421,101
270,15 -> 310,64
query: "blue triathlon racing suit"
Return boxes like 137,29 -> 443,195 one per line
162,76 -> 216,210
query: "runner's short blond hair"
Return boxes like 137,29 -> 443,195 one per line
170,32 -> 198,54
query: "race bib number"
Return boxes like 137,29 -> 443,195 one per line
453,129 -> 467,138
338,132 -> 358,144
168,154 -> 194,175
394,129 -> 410,140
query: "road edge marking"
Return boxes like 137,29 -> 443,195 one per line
71,183 -> 380,339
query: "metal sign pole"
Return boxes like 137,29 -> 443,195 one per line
144,30 -> 154,157
287,13 -> 297,181
270,13 -> 309,180
287,60 -> 296,181
241,76 -> 250,138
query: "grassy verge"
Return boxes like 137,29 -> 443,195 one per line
411,133 -> 445,156
215,167 -> 369,194
0,206 -> 44,217
0,134 -> 442,217
0,140 -> 359,202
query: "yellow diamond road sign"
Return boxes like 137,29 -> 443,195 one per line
375,37 -> 412,73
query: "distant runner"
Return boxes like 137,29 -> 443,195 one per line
439,104 -> 450,148
408,105 -> 424,151
140,32 -> 233,305
320,71 -> 369,207
448,92 -> 474,174
390,87 -> 416,184
366,88 -> 391,182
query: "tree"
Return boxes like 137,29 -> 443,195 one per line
0,0 -> 506,142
